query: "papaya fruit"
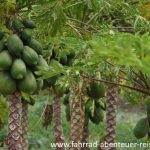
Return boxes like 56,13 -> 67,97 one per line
63,94 -> 70,105
7,34 -> 24,56
0,32 -> 4,40
21,29 -> 31,43
23,18 -> 36,29
87,82 -> 105,99
133,118 -> 149,139
89,106 -> 104,124
36,55 -> 48,67
0,51 -> 12,70
11,59 -> 27,80
53,84 -> 65,97
23,46 -> 38,66
0,40 -> 5,51
36,80 -> 43,92
0,72 -> 16,95
65,104 -> 70,122
33,55 -> 48,76
18,70 -> 37,94
28,38 -> 43,54
85,99 -> 94,113
96,100 -> 106,111
12,18 -> 22,31
59,54 -> 67,65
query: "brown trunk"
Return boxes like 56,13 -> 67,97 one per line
98,86 -> 117,150
21,101 -> 28,150
8,92 -> 22,150
53,95 -> 65,150
69,84 -> 85,150
81,118 -> 90,150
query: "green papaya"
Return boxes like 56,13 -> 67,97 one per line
85,99 -> 94,113
59,54 -> 67,65
12,18 -> 22,31
34,56 -> 48,76
11,59 -> 27,79
65,104 -> 70,122
0,72 -> 16,95
21,29 -> 31,43
90,106 -> 104,124
28,38 -> 43,54
87,82 -> 105,99
36,80 -> 43,92
7,34 -> 24,56
36,55 -> 48,67
23,18 -> 36,29
0,40 -> 5,51
63,94 -> 70,105
0,51 -> 12,70
96,100 -> 106,111
0,32 -> 4,40
18,70 -> 37,94
23,46 -> 38,66
133,118 -> 149,139
53,85 -> 65,97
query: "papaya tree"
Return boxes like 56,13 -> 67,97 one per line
0,1 -> 48,150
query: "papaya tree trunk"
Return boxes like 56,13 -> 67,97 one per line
81,117 -> 90,150
69,83 -> 85,150
105,85 -> 118,150
21,101 -> 28,150
53,95 -> 65,150
8,92 -> 22,150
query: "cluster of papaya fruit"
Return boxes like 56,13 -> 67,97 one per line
85,82 -> 105,124
50,44 -> 76,67
133,104 -> 150,139
0,17 -> 47,96
63,81 -> 106,124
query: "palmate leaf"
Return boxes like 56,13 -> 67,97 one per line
89,33 -> 150,76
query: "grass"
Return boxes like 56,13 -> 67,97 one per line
0,96 -> 149,150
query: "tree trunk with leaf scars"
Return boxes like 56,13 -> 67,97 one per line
21,101 -> 28,150
99,85 -> 118,150
81,114 -> 90,150
8,92 -> 22,150
69,83 -> 85,150
105,85 -> 117,150
53,95 -> 65,150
